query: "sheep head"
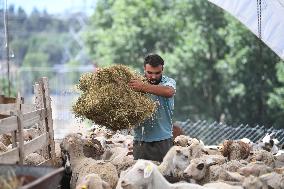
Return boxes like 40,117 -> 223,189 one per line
120,160 -> 155,189
183,158 -> 217,181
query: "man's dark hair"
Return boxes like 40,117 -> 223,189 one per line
144,54 -> 164,67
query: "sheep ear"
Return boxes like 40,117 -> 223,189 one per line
144,164 -> 153,178
202,149 -> 209,155
206,158 -> 217,166
197,163 -> 204,170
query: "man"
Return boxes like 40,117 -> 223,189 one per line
128,54 -> 176,162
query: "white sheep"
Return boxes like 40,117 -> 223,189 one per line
183,156 -> 236,185
247,150 -> 275,167
203,181 -> 243,189
75,173 -> 111,189
174,135 -> 192,147
237,161 -> 273,176
120,159 -> 207,189
226,171 -> 283,189
159,142 -> 207,178
61,133 -> 118,189
158,146 -> 191,178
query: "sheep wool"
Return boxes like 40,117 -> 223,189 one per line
61,133 -> 118,189
220,140 -> 250,160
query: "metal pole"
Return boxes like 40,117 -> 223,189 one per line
4,0 -> 10,96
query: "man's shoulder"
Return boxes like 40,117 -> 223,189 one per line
161,75 -> 176,87
161,75 -> 175,83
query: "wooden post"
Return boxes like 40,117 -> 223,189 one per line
14,93 -> 25,164
34,82 -> 49,159
39,77 -> 56,166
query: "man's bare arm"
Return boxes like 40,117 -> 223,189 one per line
128,80 -> 175,98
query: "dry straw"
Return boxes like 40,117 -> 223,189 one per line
72,65 -> 157,131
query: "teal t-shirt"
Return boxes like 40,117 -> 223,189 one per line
134,75 -> 176,142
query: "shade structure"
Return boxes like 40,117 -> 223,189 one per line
208,0 -> 284,60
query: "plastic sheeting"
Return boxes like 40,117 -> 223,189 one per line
208,0 -> 284,60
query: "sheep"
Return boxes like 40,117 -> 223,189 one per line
54,140 -> 63,167
159,142 -> 208,178
101,143 -> 136,175
22,128 -> 39,141
237,161 -> 273,176
183,158 -> 220,184
242,175 -> 269,189
158,146 -> 192,178
183,157 -> 241,185
75,173 -> 111,189
60,133 -> 118,189
119,159 -> 207,189
203,145 -> 222,156
24,152 -> 46,165
90,125 -> 113,138
203,181 -> 243,189
261,133 -> 280,154
220,140 -> 251,161
258,172 -> 284,189
174,135 -> 191,147
60,151 -> 72,189
82,136 -> 105,160
111,155 -> 136,176
247,150 -> 275,167
174,135 -> 204,148
274,152 -> 284,168
227,171 -> 283,189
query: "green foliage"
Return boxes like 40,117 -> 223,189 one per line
84,0 -> 284,128
0,78 -> 17,97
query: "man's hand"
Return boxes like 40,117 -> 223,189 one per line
128,80 -> 145,92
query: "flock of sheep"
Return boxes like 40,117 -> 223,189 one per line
1,125 -> 284,189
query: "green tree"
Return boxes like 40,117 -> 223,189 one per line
21,52 -> 52,94
219,14 -> 281,127
84,0 -> 284,127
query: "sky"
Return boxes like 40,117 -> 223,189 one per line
7,0 -> 97,15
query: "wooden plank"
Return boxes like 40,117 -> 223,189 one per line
21,104 -> 36,113
0,95 -> 16,104
34,81 -> 49,159
22,108 -> 46,129
0,116 -> 17,134
38,158 -> 52,166
0,104 -> 15,113
0,114 -> 10,119
0,148 -> 20,164
24,133 -> 48,155
0,104 -> 34,114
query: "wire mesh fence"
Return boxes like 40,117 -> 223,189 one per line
179,119 -> 284,145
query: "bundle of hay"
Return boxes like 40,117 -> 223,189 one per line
72,65 -> 157,131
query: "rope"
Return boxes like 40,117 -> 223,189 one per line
256,0 -> 262,39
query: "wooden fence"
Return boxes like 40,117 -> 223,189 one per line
0,77 -> 56,165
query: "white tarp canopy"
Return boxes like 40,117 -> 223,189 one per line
208,0 -> 284,60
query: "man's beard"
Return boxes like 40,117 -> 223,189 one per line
148,76 -> 162,85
